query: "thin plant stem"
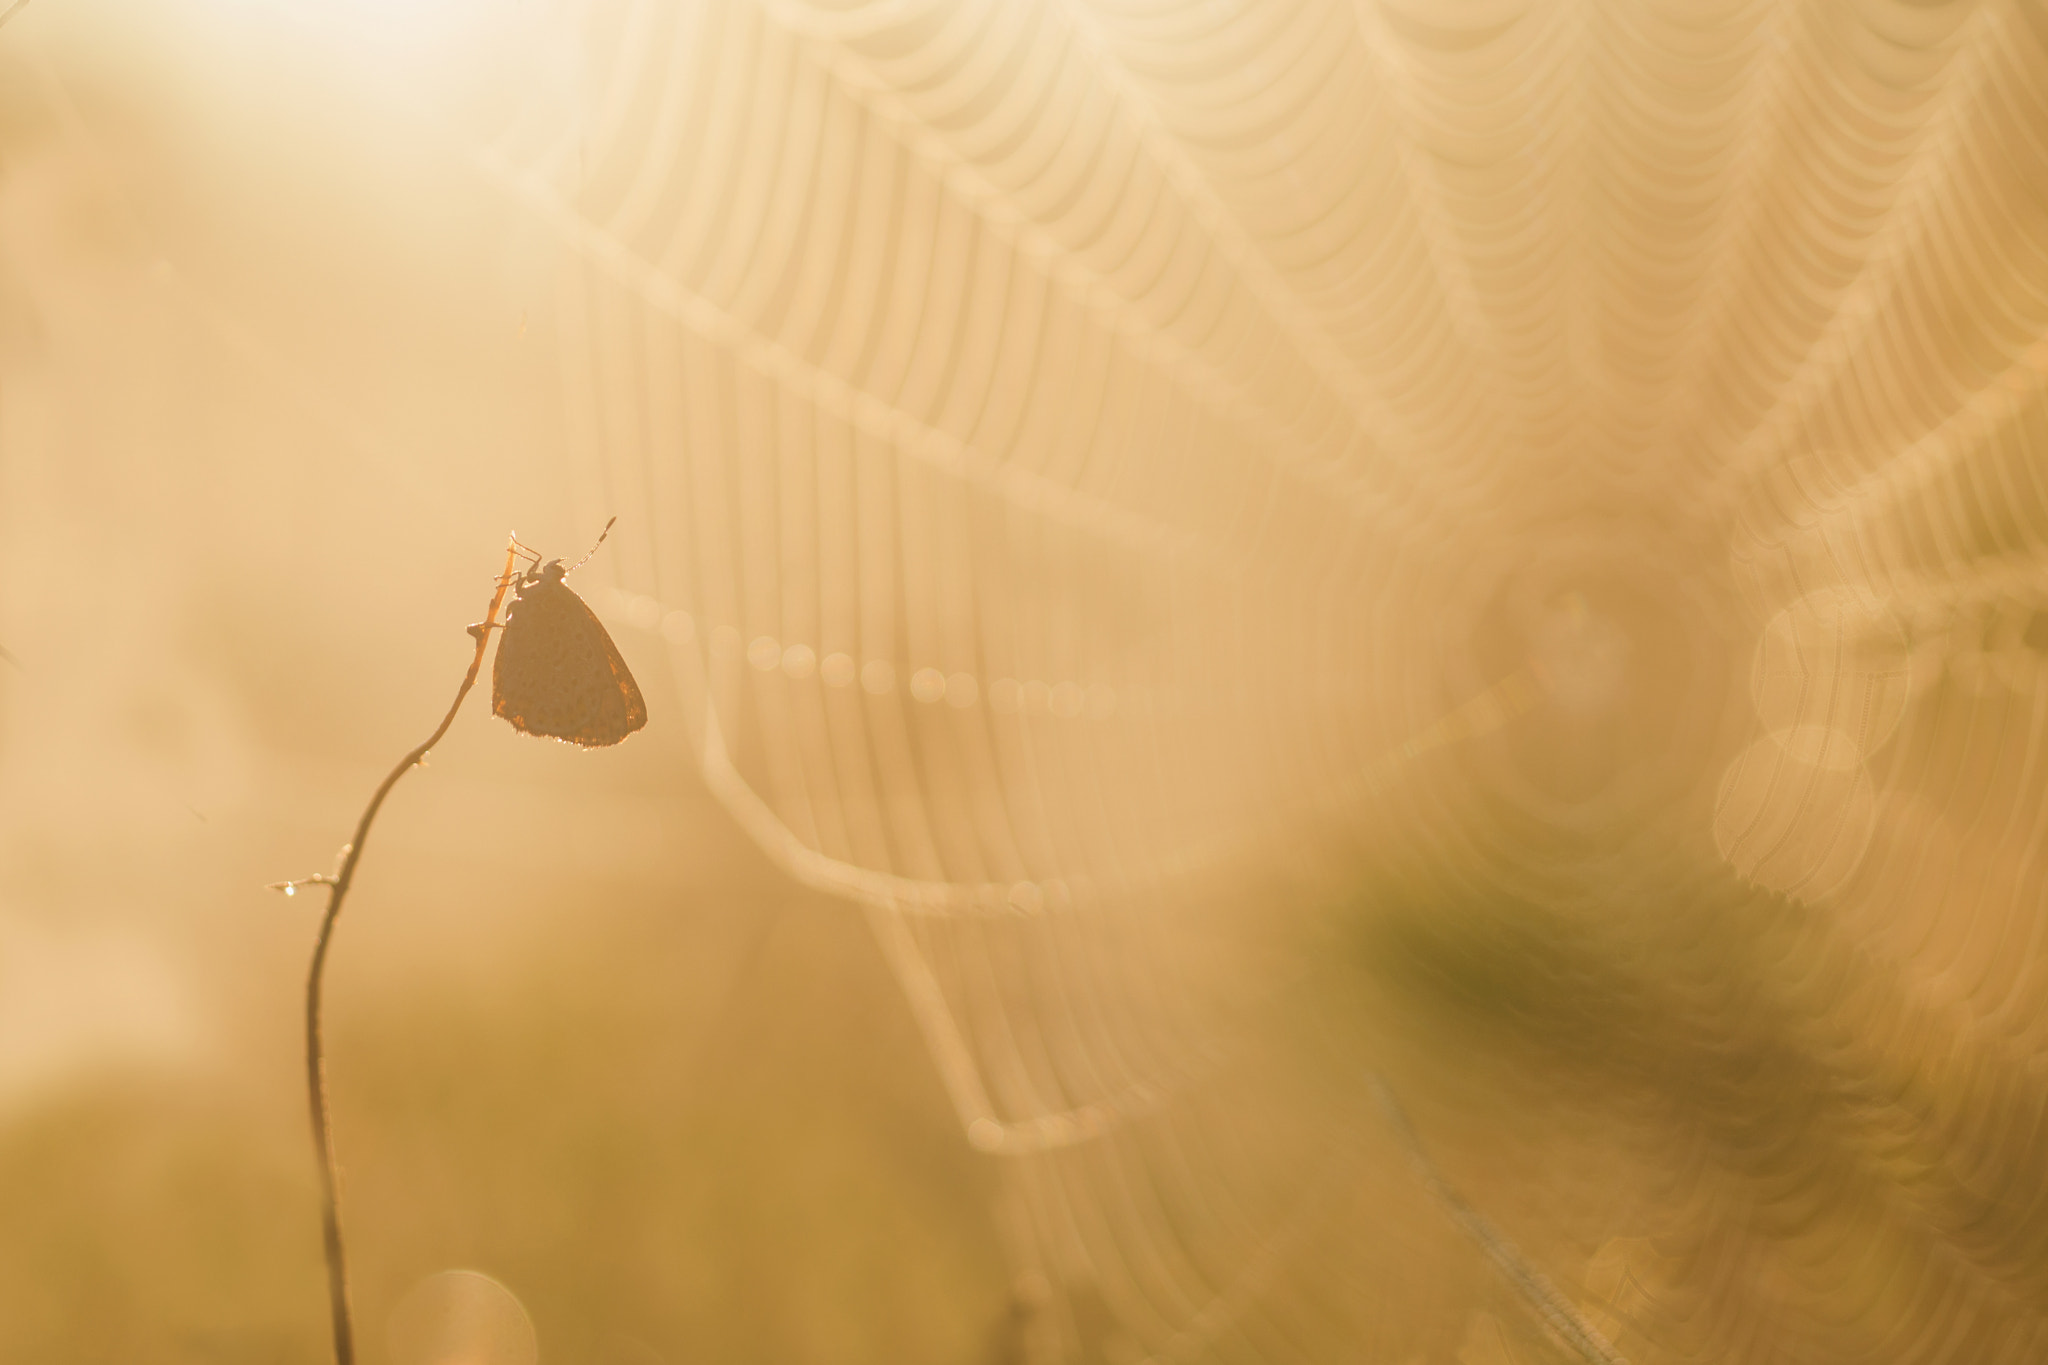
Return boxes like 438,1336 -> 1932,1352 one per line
282,540 -> 521,1365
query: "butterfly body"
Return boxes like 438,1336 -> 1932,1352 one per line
492,559 -> 647,747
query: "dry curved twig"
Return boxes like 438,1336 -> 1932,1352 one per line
270,539 -> 521,1365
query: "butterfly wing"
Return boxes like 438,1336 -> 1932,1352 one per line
492,578 -> 648,747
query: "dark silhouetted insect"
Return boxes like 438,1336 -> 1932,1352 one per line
491,519 -> 647,747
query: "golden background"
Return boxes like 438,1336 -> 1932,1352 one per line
2,0 -> 2046,1361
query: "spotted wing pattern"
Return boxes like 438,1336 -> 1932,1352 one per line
491,573 -> 647,747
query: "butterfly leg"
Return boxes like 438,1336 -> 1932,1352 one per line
506,536 -> 545,573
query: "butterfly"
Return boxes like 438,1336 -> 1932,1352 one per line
491,520 -> 648,747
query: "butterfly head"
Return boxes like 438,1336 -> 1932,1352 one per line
522,559 -> 571,589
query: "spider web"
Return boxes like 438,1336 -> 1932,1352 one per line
469,1 -> 2048,1360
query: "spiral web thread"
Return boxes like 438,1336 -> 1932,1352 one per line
471,1 -> 2048,1359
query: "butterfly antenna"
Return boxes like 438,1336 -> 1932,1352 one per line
567,516 -> 619,575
